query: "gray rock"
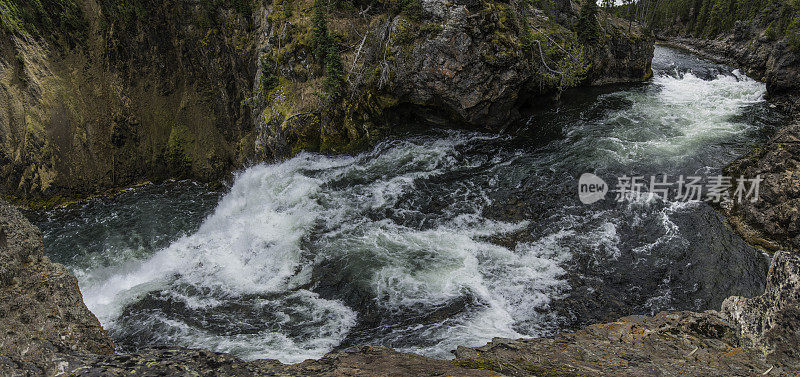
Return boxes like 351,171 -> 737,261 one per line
0,200 -> 114,376
70,346 -> 499,377
724,123 -> 800,251
452,311 -> 782,376
723,251 -> 800,370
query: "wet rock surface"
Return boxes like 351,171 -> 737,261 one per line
0,0 -> 654,207
377,4 -> 653,130
0,201 -> 114,376
725,123 -> 800,251
70,346 -> 499,377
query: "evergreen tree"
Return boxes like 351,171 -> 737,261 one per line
577,0 -> 601,41
323,44 -> 344,99
312,0 -> 329,59
622,0 -> 635,31
694,0 -> 712,34
707,0 -> 735,35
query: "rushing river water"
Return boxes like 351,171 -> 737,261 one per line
29,46 -> 788,363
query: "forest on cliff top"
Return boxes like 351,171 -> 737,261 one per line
609,0 -> 800,49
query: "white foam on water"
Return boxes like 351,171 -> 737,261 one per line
589,69 -> 766,165
76,131 -> 573,362
133,290 -> 358,364
393,227 -> 573,358
79,153 -> 360,362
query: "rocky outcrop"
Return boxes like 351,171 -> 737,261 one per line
453,311 -> 776,376
723,251 -> 800,370
654,14 -> 800,252
661,21 -> 800,254
0,0 -> 260,208
254,0 -> 654,156
724,123 -> 800,251
69,346 -> 498,376
589,16 -> 655,86
0,0 -> 653,207
648,7 -> 800,374
0,200 -> 113,376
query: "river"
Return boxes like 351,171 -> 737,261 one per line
28,46 -> 788,363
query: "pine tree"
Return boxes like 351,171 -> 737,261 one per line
694,0 -> 712,34
622,0 -> 635,31
577,0 -> 601,42
312,0 -> 329,59
323,44 -> 344,99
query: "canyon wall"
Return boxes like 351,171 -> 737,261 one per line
0,0 -> 653,207
647,1 -> 800,370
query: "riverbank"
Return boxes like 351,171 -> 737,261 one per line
3,3 -> 800,376
655,38 -> 799,252
5,46 -> 800,375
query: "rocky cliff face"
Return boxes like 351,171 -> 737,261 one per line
0,0 -> 260,207
656,37 -> 800,255
724,123 -> 800,252
0,0 -> 653,207
649,9 -> 800,374
700,32 -> 800,254
252,0 -> 653,156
